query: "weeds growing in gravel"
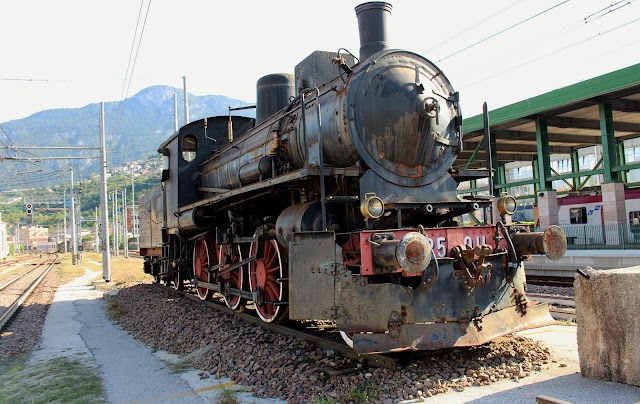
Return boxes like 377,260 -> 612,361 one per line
165,358 -> 193,373
311,382 -> 379,404
0,355 -> 105,403
104,296 -> 126,320
342,382 -> 379,402
214,387 -> 240,404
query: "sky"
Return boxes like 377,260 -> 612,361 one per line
1,0 -> 639,125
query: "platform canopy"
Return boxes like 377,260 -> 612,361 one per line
459,63 -> 640,171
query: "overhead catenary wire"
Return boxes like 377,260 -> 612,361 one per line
422,0 -> 527,55
113,0 -> 153,138
436,0 -> 572,63
457,0 -> 637,89
459,15 -> 640,91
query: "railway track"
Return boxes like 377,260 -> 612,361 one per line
528,293 -> 576,321
527,275 -> 574,288
0,254 -> 59,332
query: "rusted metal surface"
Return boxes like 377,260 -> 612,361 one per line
332,251 -> 528,333
370,232 -> 432,274
345,50 -> 460,187
288,232 -> 341,321
349,302 -> 555,354
451,244 -> 494,290
512,225 -> 567,260
360,227 -> 505,276
176,285 -> 398,370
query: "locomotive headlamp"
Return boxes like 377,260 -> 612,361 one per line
361,193 -> 384,219
497,195 -> 517,216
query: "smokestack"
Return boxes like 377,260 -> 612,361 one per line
355,2 -> 393,61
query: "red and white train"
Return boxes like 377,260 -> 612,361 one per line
557,188 -> 640,228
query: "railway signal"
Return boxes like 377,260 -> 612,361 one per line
25,203 -> 33,215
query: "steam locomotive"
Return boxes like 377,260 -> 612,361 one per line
139,2 -> 567,354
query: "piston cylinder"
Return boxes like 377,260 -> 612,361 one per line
177,207 -> 215,232
276,201 -> 339,246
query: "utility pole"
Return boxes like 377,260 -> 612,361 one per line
183,76 -> 189,125
173,93 -> 179,132
76,177 -> 82,263
63,189 -> 68,253
70,169 -> 78,265
99,102 -> 111,281
94,208 -> 99,253
123,188 -> 128,258
131,172 -> 137,249
115,191 -> 119,256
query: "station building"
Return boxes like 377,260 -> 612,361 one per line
18,225 -> 50,252
459,62 -> 640,250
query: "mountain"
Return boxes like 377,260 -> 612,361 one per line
0,86 -> 254,187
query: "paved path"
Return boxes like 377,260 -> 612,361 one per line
31,268 -> 282,404
420,325 -> 640,403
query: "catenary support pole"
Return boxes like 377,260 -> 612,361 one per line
94,208 -> 99,253
99,102 -> 111,281
183,76 -> 189,124
123,188 -> 128,258
70,169 -> 77,265
173,93 -> 179,132
63,189 -> 68,253
114,191 -> 119,256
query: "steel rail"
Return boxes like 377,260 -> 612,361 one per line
0,261 -> 43,292
528,293 -> 576,321
0,255 -> 58,331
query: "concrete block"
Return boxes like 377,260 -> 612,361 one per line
576,266 -> 640,386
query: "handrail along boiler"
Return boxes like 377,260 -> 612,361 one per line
138,2 -> 567,354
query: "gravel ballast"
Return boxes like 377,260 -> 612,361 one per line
112,284 -> 554,403
0,269 -> 61,360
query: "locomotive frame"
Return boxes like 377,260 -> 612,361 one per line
138,1 -> 567,354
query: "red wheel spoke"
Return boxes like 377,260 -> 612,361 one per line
247,237 -> 287,323
220,244 -> 244,310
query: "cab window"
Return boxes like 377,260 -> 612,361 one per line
181,135 -> 197,162
569,207 -> 587,224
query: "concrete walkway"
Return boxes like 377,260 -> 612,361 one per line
418,325 -> 640,403
31,268 -> 282,404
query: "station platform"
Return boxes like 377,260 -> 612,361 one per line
525,250 -> 640,278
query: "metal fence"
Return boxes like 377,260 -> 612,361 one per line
536,224 -> 640,250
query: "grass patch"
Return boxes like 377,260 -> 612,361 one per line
104,296 -> 126,321
164,358 -> 193,374
55,252 -> 90,283
98,254 -> 151,290
556,319 -> 577,326
342,382 -> 379,403
214,387 -> 240,404
0,355 -> 105,403
55,252 -> 151,289
311,382 -> 379,403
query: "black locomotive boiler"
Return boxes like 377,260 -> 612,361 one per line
138,2 -> 567,354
